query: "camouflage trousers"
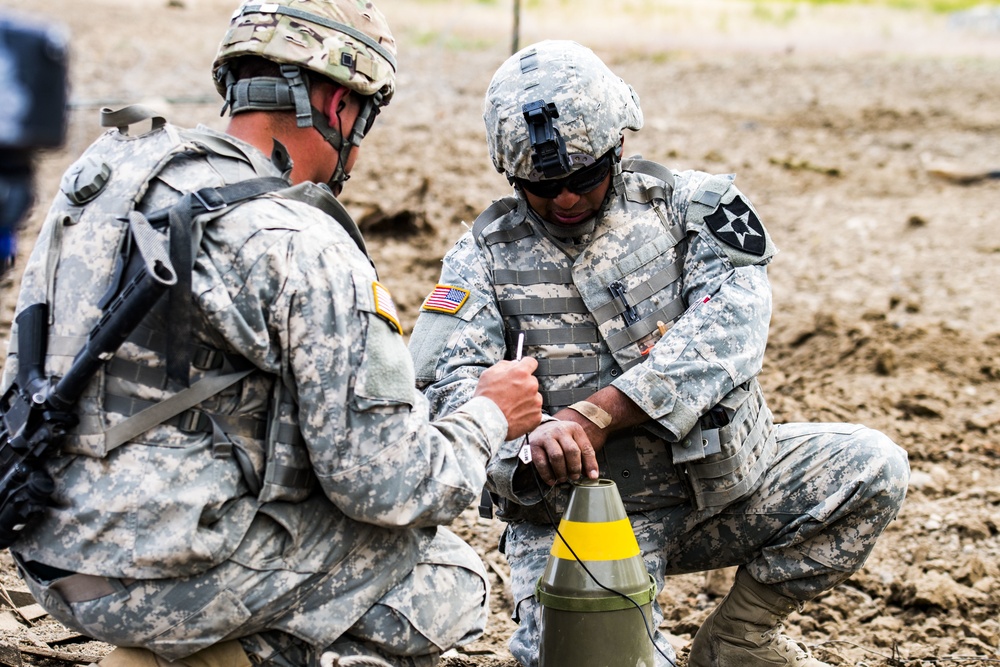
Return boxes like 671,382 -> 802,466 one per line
15,525 -> 488,667
501,422 -> 909,667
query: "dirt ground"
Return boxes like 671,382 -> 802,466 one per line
1,0 -> 999,665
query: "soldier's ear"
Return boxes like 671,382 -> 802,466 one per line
321,86 -> 352,130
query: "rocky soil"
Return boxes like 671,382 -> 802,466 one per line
0,0 -> 999,665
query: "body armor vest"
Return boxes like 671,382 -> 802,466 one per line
475,160 -> 776,516
6,109 -> 360,507
475,159 -> 685,412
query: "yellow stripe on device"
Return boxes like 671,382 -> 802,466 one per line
550,518 -> 640,561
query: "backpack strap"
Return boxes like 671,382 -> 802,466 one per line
99,178 -> 366,455
143,177 -> 288,386
103,368 -> 254,452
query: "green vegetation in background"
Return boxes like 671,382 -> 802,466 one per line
409,31 -> 494,49
411,0 -> 999,11
399,0 -> 999,51
755,0 -> 999,12
751,3 -> 800,25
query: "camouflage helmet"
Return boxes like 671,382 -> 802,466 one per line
212,0 -> 397,191
484,40 -> 642,182
212,0 -> 397,103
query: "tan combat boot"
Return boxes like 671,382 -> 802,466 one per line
688,569 -> 830,667
97,641 -> 251,667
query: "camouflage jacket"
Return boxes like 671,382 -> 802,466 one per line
3,120 -> 507,579
410,164 -> 778,519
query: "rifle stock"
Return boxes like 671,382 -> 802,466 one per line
0,256 -> 176,548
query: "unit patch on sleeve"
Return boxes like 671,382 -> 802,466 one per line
420,284 -> 470,314
704,196 -> 766,256
372,281 -> 403,334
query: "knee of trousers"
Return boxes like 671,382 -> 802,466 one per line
352,561 -> 489,656
857,428 -> 910,515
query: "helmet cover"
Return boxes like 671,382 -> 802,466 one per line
212,0 -> 397,103
484,40 -> 643,181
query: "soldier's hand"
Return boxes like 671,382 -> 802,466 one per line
525,419 -> 600,486
474,357 -> 543,440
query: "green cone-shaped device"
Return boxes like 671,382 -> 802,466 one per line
537,479 -> 656,667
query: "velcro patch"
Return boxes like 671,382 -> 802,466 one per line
704,195 -> 766,256
421,284 -> 470,314
372,281 -> 402,334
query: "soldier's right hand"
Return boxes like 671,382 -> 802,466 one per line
473,357 -> 542,440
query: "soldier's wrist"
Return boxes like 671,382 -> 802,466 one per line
567,401 -> 613,430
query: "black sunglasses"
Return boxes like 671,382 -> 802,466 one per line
516,153 -> 612,199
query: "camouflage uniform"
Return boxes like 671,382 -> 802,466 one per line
409,40 -> 909,667
3,2 -> 508,665
3,96 -> 502,667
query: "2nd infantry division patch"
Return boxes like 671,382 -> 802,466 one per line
704,196 -> 766,256
421,284 -> 469,314
373,281 -> 403,334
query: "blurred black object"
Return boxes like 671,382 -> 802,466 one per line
0,14 -> 68,276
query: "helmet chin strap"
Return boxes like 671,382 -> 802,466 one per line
310,91 -> 383,194
308,104 -> 352,195
219,63 -> 383,195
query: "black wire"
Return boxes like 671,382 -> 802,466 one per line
531,467 -> 677,667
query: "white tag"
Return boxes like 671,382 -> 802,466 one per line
518,441 -> 532,464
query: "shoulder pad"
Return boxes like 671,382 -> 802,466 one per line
621,156 -> 675,189
471,196 -> 519,245
277,182 -> 369,258
621,156 -> 675,205
686,175 -> 777,266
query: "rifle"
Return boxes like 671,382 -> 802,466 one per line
0,252 -> 176,548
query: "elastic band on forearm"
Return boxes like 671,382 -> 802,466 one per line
568,401 -> 613,429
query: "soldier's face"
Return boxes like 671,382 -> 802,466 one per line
522,175 -> 610,226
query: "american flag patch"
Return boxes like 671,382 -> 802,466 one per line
421,284 -> 470,314
372,281 -> 402,334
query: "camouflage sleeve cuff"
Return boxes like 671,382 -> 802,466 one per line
612,367 -> 699,441
485,447 -> 546,507
492,412 -> 557,457
456,395 -> 509,455
484,411 -> 562,506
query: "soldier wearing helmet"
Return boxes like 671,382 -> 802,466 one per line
212,0 -> 397,194
3,1 -> 543,665
410,40 -> 909,667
